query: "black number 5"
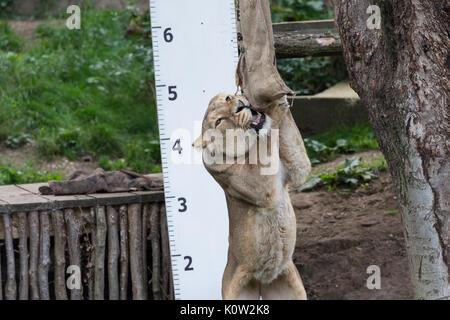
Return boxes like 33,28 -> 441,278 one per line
164,28 -> 173,42
184,256 -> 193,271
168,86 -> 177,101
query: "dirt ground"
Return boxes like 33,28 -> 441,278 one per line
291,154 -> 413,300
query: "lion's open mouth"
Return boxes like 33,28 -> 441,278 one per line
249,108 -> 266,132
236,100 -> 266,132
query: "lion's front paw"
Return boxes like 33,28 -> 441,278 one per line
234,108 -> 253,128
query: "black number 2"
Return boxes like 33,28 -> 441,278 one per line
184,256 -> 193,271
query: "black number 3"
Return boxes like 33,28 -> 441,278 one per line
178,197 -> 187,212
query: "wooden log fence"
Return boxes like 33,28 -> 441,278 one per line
0,178 -> 172,300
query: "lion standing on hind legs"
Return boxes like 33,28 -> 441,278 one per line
193,0 -> 311,299
193,93 -> 311,300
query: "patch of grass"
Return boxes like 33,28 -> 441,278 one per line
298,156 -> 387,192
304,123 -> 379,164
0,9 -> 160,173
0,160 -> 62,185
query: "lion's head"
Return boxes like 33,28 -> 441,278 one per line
193,93 -> 272,162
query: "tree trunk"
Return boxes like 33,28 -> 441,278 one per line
332,0 -> 449,299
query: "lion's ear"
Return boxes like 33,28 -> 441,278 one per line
192,135 -> 207,149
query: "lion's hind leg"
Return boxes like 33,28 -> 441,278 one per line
222,264 -> 260,300
260,261 -> 307,300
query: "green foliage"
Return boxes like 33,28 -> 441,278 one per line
0,160 -> 62,185
304,124 -> 379,164
298,156 -> 387,192
271,0 -> 349,95
0,10 -> 160,173
270,0 -> 333,23
0,0 -> 15,18
277,56 -> 348,95
0,21 -> 23,51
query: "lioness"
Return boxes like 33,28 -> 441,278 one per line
193,93 -> 311,299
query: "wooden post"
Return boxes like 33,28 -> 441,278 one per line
38,211 -> 51,300
3,214 -> 16,300
106,206 -> 120,300
94,206 -> 107,300
119,205 -> 129,300
0,220 -> 2,301
142,204 -> 149,298
28,211 -> 40,300
149,203 -> 161,300
52,210 -> 68,300
65,208 -> 83,300
160,204 -> 173,299
17,212 -> 29,300
86,207 -> 96,300
128,203 -> 145,300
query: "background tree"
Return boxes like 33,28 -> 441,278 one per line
331,0 -> 449,299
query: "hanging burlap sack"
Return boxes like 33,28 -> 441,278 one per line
235,0 -> 294,111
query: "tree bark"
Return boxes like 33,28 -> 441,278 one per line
332,0 -> 449,299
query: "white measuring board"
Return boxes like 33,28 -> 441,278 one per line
149,0 -> 238,299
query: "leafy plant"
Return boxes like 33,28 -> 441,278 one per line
298,156 -> 386,192
5,133 -> 33,149
304,124 -> 379,164
0,21 -> 24,52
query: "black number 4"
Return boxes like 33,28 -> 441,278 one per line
184,256 -> 193,271
172,139 -> 182,155
168,86 -> 177,101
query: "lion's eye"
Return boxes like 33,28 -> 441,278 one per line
215,118 -> 222,127
226,96 -> 232,102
